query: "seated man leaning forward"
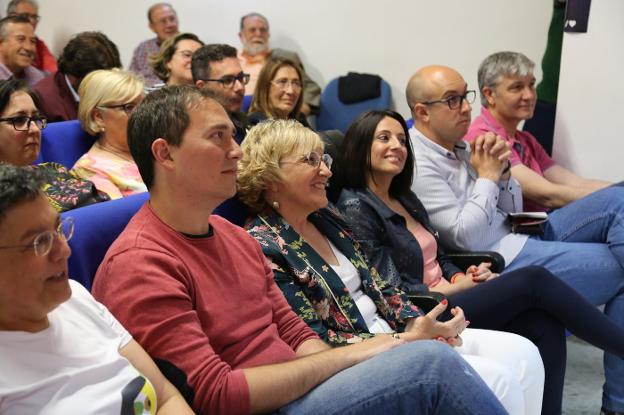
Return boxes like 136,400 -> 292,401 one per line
91,85 -> 508,415
406,65 -> 624,415
0,164 -> 192,414
464,51 -> 611,211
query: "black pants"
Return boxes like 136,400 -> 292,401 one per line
449,266 -> 624,415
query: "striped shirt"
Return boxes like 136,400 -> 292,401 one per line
409,127 -> 528,265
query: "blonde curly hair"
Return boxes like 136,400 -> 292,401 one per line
237,119 -> 323,212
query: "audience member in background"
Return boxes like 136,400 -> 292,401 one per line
238,12 -> 321,115
248,56 -> 309,128
0,165 -> 193,414
0,15 -> 44,86
0,79 -> 107,211
465,51 -> 611,211
34,31 -> 121,122
192,43 -> 250,225
406,64 -> 624,415
129,2 -> 179,87
92,85 -> 508,415
73,69 -> 146,200
334,109 -> 624,415
148,32 -> 203,90
239,119 -> 545,415
6,0 -> 56,74
192,43 -> 249,143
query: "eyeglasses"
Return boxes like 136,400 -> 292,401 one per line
0,217 -> 74,257
421,90 -> 476,110
271,79 -> 302,90
15,12 -> 40,23
284,151 -> 333,170
201,72 -> 250,88
99,102 -> 140,115
174,49 -> 195,59
0,115 -> 47,131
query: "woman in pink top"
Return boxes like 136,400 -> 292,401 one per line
73,69 -> 147,199
335,110 -> 624,415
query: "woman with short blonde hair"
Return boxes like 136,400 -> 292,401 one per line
73,69 -> 147,199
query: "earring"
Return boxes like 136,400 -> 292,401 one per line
272,200 -> 280,210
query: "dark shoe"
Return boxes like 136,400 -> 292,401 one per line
601,408 -> 624,415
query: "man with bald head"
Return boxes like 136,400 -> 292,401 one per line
129,2 -> 179,87
407,65 -> 624,415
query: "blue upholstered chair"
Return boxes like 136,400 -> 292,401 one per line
242,95 -> 253,113
61,192 -> 149,290
35,120 -> 96,168
316,75 -> 392,133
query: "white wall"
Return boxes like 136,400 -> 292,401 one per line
553,0 -> 623,182
18,0 -> 551,119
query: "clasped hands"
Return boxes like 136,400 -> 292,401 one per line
470,132 -> 512,182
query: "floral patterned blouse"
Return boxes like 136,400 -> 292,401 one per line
72,141 -> 147,200
246,207 -> 423,346
33,162 -> 109,212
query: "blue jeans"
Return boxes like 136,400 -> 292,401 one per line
506,185 -> 624,411
277,340 -> 507,415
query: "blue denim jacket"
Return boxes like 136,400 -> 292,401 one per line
336,188 -> 462,294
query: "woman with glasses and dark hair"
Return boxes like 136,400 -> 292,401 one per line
0,79 -> 108,211
247,56 -> 309,128
148,32 -> 203,90
73,69 -> 147,199
238,119 -> 551,415
333,109 -> 624,415
0,164 -> 194,414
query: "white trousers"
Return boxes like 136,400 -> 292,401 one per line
456,328 -> 545,415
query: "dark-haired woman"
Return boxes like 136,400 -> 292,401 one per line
334,110 -> 624,415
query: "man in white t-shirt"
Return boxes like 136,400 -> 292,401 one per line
0,164 -> 192,414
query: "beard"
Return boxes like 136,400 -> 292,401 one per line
244,42 -> 269,56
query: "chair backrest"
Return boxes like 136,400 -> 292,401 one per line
316,75 -> 392,133
61,192 -> 149,290
242,94 -> 253,113
36,120 -> 97,168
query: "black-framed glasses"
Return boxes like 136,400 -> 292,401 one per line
0,115 -> 47,131
0,217 -> 74,257
201,72 -> 250,88
99,102 -> 139,115
422,90 -> 476,110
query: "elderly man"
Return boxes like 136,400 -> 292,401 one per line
0,15 -> 44,86
34,31 -> 121,122
406,65 -> 624,415
238,12 -> 320,115
465,51 -> 611,211
6,0 -> 56,73
129,2 -> 179,87
90,85 -> 506,415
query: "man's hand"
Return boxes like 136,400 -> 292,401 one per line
470,132 -> 511,182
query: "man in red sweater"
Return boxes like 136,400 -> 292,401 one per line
91,85 -> 506,415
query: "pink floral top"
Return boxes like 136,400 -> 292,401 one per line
72,141 -> 147,200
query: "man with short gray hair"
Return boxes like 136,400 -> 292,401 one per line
238,12 -> 321,115
129,2 -> 179,87
0,15 -> 44,85
6,0 -> 56,73
465,51 -> 611,211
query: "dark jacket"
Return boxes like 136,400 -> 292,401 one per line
336,188 -> 462,293
34,71 -> 79,122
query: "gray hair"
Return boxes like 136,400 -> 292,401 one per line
0,164 -> 43,223
0,15 -> 31,41
240,12 -> 269,31
6,0 -> 38,15
477,51 -> 535,106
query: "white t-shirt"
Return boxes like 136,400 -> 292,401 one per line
327,241 -> 393,334
0,280 -> 157,415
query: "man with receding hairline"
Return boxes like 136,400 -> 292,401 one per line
237,12 -> 321,115
0,15 -> 44,85
407,65 -> 624,415
129,2 -> 179,87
